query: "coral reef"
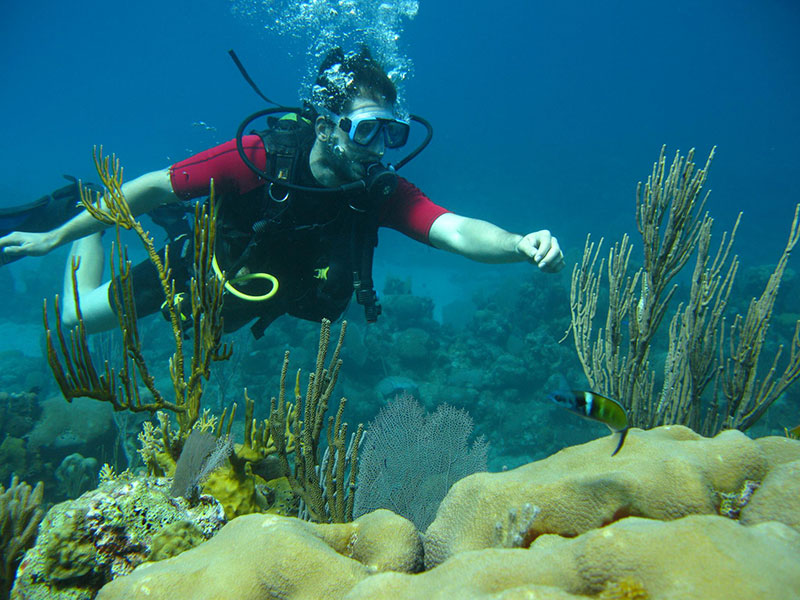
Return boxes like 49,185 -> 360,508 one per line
0,388 -> 122,507
423,425 -> 791,567
569,147 -> 800,434
45,162 -> 365,523
96,509 -> 422,599
354,394 -> 487,530
147,520 -> 207,561
208,269 -> 590,470
169,430 -> 233,499
54,453 -> 98,500
740,458 -> 800,530
0,439 -> 27,490
11,474 -> 225,600
200,461 -> 269,519
85,428 -> 800,599
10,150 -> 799,599
0,392 -> 40,442
44,150 -> 230,438
27,398 -> 115,454
718,479 -> 759,519
344,516 -> 798,599
0,476 -> 44,600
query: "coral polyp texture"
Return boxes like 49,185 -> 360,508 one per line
89,426 -> 800,599
11,474 -> 225,600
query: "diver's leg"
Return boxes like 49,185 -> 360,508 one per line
60,233 -> 117,333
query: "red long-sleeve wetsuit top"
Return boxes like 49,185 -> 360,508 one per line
169,136 -> 449,244
166,135 -> 450,334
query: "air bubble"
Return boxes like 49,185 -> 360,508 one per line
230,0 -> 419,110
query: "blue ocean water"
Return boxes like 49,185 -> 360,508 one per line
2,1 -> 799,303
0,1 -> 798,464
2,9 -> 800,596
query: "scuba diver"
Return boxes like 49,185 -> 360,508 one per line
0,46 -> 564,338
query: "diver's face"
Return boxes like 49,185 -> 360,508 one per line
323,97 -> 390,182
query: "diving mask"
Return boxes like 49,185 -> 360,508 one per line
334,107 -> 410,149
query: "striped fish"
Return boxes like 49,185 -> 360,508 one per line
548,386 -> 630,456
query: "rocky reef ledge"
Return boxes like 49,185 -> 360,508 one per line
95,426 -> 800,600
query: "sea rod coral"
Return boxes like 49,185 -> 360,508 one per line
569,146 -> 800,435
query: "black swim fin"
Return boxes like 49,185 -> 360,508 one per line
0,175 -> 194,267
0,175 -> 103,238
0,176 -> 105,266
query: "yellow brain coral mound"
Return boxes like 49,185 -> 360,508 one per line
423,425 -> 800,569
341,515 -> 800,600
740,459 -> 800,533
317,509 -> 424,573
91,427 -> 800,600
96,510 -> 422,600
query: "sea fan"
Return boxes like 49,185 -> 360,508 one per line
170,430 -> 233,499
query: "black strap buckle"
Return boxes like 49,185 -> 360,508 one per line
354,272 -> 382,323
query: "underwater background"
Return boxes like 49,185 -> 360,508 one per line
0,0 -> 799,501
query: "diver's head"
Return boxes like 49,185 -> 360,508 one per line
312,45 -> 398,116
309,47 -> 409,186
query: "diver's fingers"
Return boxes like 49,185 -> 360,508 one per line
517,230 -> 565,272
514,234 -> 535,259
0,247 -> 21,266
516,230 -> 551,261
0,236 -> 26,265
0,232 -> 24,250
0,243 -> 25,263
0,232 -> 50,258
538,239 -> 565,272
522,230 -> 564,272
530,229 -> 552,259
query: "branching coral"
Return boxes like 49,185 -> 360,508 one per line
43,147 -> 231,437
267,319 -> 364,523
0,475 -> 44,598
41,150 -> 363,523
569,146 -> 800,434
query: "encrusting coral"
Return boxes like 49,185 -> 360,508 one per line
423,425 -> 794,567
343,516 -> 799,600
739,458 -> 800,530
11,474 -> 225,600
96,509 -> 423,600
147,520 -> 207,561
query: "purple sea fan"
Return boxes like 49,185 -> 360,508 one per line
170,430 -> 234,500
354,393 -> 488,530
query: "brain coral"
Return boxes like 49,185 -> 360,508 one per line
343,515 -> 800,599
73,427 -> 800,600
423,425 -> 793,568
96,509 -> 422,599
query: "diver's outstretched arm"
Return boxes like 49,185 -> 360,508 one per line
0,168 -> 177,263
428,212 -> 565,273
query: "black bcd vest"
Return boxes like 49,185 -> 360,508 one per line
214,115 -> 382,338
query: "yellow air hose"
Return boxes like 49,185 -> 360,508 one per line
206,111 -> 311,303
212,253 -> 279,302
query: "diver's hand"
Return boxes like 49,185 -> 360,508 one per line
0,231 -> 58,265
516,230 -> 565,273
